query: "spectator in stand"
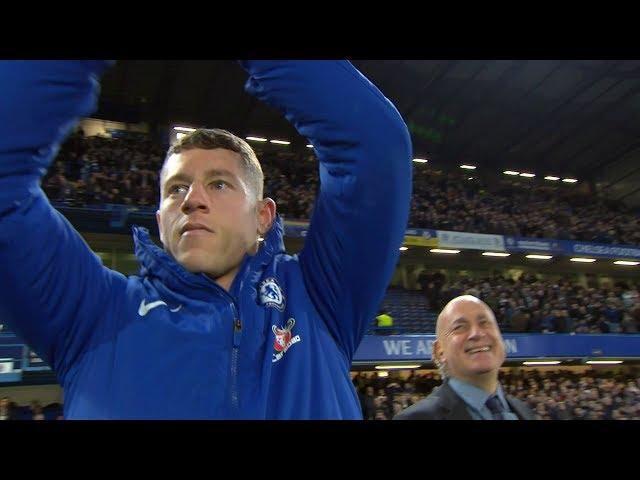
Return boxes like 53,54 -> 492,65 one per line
0,396 -> 15,420
30,400 -> 45,420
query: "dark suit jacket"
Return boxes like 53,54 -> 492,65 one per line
393,380 -> 536,420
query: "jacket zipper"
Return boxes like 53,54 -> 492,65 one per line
230,306 -> 242,414
204,259 -> 248,416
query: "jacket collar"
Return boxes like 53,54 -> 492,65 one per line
436,379 -> 474,420
132,215 -> 286,301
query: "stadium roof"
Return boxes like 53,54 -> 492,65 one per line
96,60 -> 640,206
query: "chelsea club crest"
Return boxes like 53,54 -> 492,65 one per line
259,277 -> 285,311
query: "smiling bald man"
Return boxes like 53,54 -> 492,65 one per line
394,295 -> 535,420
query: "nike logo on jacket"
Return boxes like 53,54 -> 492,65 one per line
138,299 -> 182,316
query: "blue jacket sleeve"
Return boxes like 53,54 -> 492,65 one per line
0,61 -> 124,381
240,61 -> 412,361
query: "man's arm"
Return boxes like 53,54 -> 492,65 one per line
0,61 -> 125,381
240,61 -> 412,361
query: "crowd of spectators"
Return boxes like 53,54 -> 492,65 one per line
3,369 -> 636,420
411,167 -> 640,246
0,397 -> 63,420
42,131 -> 640,246
416,271 -> 640,334
353,369 -> 640,420
43,131 -> 164,209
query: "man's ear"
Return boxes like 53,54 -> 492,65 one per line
432,340 -> 445,366
257,197 -> 276,235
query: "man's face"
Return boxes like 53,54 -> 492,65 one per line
434,298 -> 506,384
156,148 -> 272,286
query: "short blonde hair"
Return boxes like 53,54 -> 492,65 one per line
161,128 -> 264,200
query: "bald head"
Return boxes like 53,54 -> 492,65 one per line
436,295 -> 496,339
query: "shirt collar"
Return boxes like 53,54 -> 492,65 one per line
448,377 -> 509,412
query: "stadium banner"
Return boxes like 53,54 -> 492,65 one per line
504,236 -> 640,260
284,221 -> 442,247
436,230 -> 505,251
354,334 -> 640,362
564,241 -> 640,260
404,228 -> 439,247
504,236 -> 564,254
4,333 -> 640,377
